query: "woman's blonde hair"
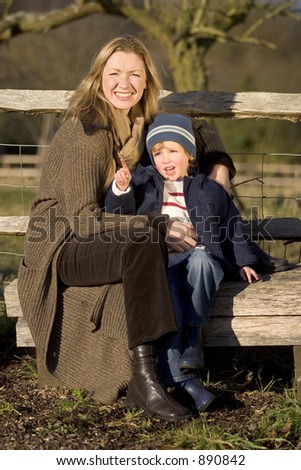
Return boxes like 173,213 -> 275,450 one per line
64,35 -> 162,127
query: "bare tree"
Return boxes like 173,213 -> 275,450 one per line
0,0 -> 300,91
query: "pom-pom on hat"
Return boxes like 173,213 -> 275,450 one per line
146,113 -> 196,163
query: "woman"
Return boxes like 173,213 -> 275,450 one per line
17,35 -> 284,421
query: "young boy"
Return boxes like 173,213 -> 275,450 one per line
105,113 -> 261,412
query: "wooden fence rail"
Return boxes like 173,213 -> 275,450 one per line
1,89 -> 301,121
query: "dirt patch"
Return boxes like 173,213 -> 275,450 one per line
0,345 -> 297,450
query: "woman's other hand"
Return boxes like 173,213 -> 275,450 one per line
165,220 -> 198,252
239,266 -> 261,283
208,164 -> 231,195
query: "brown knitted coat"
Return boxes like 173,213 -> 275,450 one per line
18,118 -> 147,403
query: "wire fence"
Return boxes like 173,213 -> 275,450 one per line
1,143 -> 301,265
230,151 -> 301,219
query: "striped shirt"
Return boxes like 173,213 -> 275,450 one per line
161,179 -> 194,266
161,179 -> 189,222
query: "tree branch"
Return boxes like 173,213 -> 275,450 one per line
191,25 -> 276,49
0,1 -> 106,41
243,1 -> 296,37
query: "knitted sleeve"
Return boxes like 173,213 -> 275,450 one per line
192,119 -> 236,179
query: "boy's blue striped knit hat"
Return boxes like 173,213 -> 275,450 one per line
146,113 -> 196,163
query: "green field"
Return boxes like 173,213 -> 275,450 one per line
0,184 -> 38,279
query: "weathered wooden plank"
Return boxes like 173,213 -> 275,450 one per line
1,89 -> 301,121
5,266 -> 301,349
4,280 -> 34,346
15,318 -> 34,348
0,216 -> 29,235
0,89 -> 168,114
0,89 -> 72,114
13,313 -> 301,349
212,265 -> 301,316
4,279 -> 21,317
204,316 -> 301,347
4,269 -> 301,319
10,308 -> 301,348
5,268 -> 301,321
160,91 -> 301,122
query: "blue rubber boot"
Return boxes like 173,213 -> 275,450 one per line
176,378 -> 216,412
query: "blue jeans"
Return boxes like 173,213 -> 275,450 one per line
158,247 -> 224,384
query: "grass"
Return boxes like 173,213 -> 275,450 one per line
0,402 -> 22,416
1,347 -> 301,449
256,390 -> 301,447
16,354 -> 39,379
0,182 -> 38,216
159,418 -> 269,450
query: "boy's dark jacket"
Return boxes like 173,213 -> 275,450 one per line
105,165 -> 259,280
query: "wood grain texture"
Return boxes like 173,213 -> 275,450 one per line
1,89 -> 301,121
5,266 -> 301,347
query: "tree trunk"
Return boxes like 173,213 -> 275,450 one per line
167,40 -> 208,92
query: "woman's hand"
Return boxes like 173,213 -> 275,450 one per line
239,266 -> 261,283
165,220 -> 198,252
208,164 -> 231,195
115,158 -> 132,191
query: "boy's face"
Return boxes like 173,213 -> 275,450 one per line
152,141 -> 193,181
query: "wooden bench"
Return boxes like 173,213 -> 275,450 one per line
1,215 -> 301,399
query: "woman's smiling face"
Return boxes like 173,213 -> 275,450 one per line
102,50 -> 147,114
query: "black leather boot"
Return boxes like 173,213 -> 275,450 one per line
125,344 -> 192,421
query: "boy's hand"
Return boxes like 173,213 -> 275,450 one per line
239,266 -> 261,283
115,158 -> 131,191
